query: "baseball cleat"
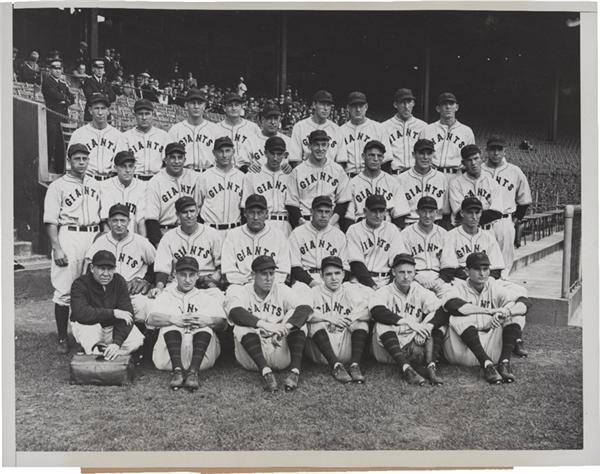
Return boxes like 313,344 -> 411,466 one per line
426,365 -> 444,386
169,368 -> 185,391
403,366 -> 426,386
283,371 -> 299,392
56,338 -> 69,355
483,364 -> 503,384
497,361 -> 516,383
184,370 -> 200,391
348,364 -> 365,383
262,371 -> 279,392
332,363 -> 353,383
513,339 -> 528,358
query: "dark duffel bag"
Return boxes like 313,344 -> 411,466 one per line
70,354 -> 134,386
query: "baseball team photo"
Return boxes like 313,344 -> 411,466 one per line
8,3 -> 587,463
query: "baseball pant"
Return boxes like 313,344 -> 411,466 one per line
152,326 -> 221,371
305,320 -> 369,365
131,294 -> 150,323
415,271 -> 453,300
491,217 -> 516,278
71,321 -> 144,355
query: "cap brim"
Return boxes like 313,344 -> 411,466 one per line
463,206 -> 482,211
418,205 -> 437,210
416,147 -> 434,153
266,146 -> 286,152
93,260 -> 116,267
176,266 -> 199,272
348,100 -> 367,105
367,205 -> 387,211
396,96 -> 416,102
254,265 -> 278,272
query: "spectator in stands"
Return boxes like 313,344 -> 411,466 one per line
73,41 -> 89,69
19,50 -> 41,85
111,68 -> 124,96
171,63 -> 181,81
185,72 -> 198,90
142,75 -> 159,102
82,58 -> 116,122
133,73 -> 145,99
122,74 -> 136,98
13,47 -> 20,81
159,84 -> 176,105
103,48 -> 117,82
71,63 -> 89,89
237,76 -> 248,98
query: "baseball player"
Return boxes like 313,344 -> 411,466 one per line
289,195 -> 349,289
369,253 -> 447,386
196,136 -> 245,240
44,143 -> 102,354
215,92 -> 262,171
305,256 -> 372,383
225,255 -> 312,392
345,140 -> 410,226
441,252 -> 530,383
221,194 -> 291,286
242,136 -> 292,236
482,136 -> 533,277
246,103 -> 293,173
145,142 -> 201,247
397,196 -> 452,299
381,88 -> 427,175
99,150 -> 147,236
67,93 -> 126,180
122,99 -> 171,180
167,88 -> 221,172
153,196 -> 223,295
146,256 -> 227,391
339,92 -> 391,177
285,130 -> 352,229
419,92 -> 475,174
346,194 -> 404,289
288,90 -> 347,165
397,138 -> 451,226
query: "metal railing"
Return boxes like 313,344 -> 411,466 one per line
562,205 -> 582,297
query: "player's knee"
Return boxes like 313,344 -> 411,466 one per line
308,321 -> 328,336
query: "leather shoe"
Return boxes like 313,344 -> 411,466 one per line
513,339 -> 528,358
170,368 -> 185,390
403,366 -> 426,386
497,361 -> 516,383
262,371 -> 279,392
483,364 -> 503,384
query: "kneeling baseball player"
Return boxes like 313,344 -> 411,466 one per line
225,256 -> 312,392
146,256 -> 227,391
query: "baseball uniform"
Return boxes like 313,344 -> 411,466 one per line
419,120 -> 475,170
440,226 -> 505,273
168,119 -> 221,171
448,173 -> 504,218
346,171 -> 411,222
381,115 -> 427,173
67,123 -> 126,178
289,117 -> 347,164
122,125 -> 171,178
246,132 -> 292,168
99,177 -> 147,234
340,119 -> 391,176
397,168 -> 450,224
215,118 -> 262,169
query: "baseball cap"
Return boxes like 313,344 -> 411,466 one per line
133,99 -> 154,112
91,250 -> 116,267
394,88 -> 416,102
308,130 -> 330,144
313,90 -> 334,104
113,150 -> 136,166
417,196 -> 438,210
108,203 -> 130,218
461,196 -> 483,211
311,195 -> 334,209
245,194 -> 268,210
175,196 -> 197,213
414,138 -> 435,153
437,92 -> 457,105
392,253 -> 416,267
261,103 -> 281,118
88,93 -> 110,107
365,194 -> 387,210
461,144 -> 481,160
363,140 -> 386,154
185,88 -> 207,103
466,251 -> 491,269
67,143 -> 89,158
165,142 -> 186,156
175,256 -> 199,272
214,136 -> 234,150
224,92 -> 243,104
486,136 -> 507,149
321,256 -> 344,271
347,91 -> 367,105
265,136 -> 286,152
251,255 -> 278,272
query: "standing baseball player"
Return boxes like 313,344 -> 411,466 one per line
145,142 -> 201,247
122,99 -> 171,181
346,140 -> 410,227
288,90 -> 347,166
99,150 -> 147,236
246,103 -> 292,173
146,256 -> 227,391
168,88 -> 221,172
305,256 -> 372,383
44,143 -> 102,353
68,93 -> 126,180
346,195 -> 404,289
221,194 -> 291,286
285,130 -> 352,229
442,252 -> 530,384
482,136 -> 533,277
420,92 -> 475,174
339,92 -> 390,177
242,136 -> 292,236
225,255 -> 311,392
381,88 -> 427,175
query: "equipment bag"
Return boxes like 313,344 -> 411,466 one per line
69,354 -> 134,386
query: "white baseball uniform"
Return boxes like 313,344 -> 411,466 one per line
246,132 -> 292,168
340,118 -> 391,175
68,123 -> 127,177
168,119 -> 221,171
122,125 -> 171,177
448,173 -> 504,218
99,177 -> 147,234
381,115 -> 427,172
145,169 -> 201,227
215,119 -> 262,169
419,120 -> 475,170
440,226 -> 505,272
346,171 -> 411,222
289,117 -> 347,164
397,167 -> 450,223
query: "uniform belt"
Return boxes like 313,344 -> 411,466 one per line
160,224 -> 177,230
435,166 -> 460,174
390,167 -> 410,175
502,213 -> 512,219
482,214 -> 513,230
66,225 -> 99,232
302,215 -> 312,221
269,215 -> 288,221
185,165 -> 210,173
369,271 -> 390,278
209,222 -> 241,230
90,174 -> 114,181
134,173 -> 153,181
416,269 -> 438,273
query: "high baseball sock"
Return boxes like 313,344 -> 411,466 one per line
379,331 -> 409,369
460,326 -> 491,368
312,329 -> 339,367
164,330 -> 183,370
55,304 -> 69,341
189,331 -> 212,372
240,333 -> 268,372
431,328 -> 444,363
500,323 -> 521,362
350,329 -> 368,364
286,328 -> 306,372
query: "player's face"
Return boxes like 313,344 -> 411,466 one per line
462,208 -> 482,228
176,269 -> 199,292
417,207 -> 437,226
261,114 -> 281,135
468,264 -> 490,286
254,268 -> 275,293
413,150 -> 434,169
322,265 -> 344,292
108,214 -> 130,237
68,152 -> 90,176
225,101 -> 243,119
486,146 -> 505,166
364,207 -> 387,227
265,149 -> 287,170
91,264 -> 115,286
245,207 -> 268,232
213,146 -> 234,168
394,99 -> 415,120
363,148 -> 384,171
311,205 -> 333,229
436,101 -> 458,120
135,110 -> 153,130
164,152 -> 186,174
348,103 -> 368,121
178,204 -> 198,228
309,140 -> 330,161
392,263 -> 416,291
313,101 -> 332,120
185,99 -> 206,119
115,161 -> 135,184
90,103 -> 108,125
462,153 -> 482,177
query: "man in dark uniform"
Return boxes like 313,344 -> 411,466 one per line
82,58 -> 116,122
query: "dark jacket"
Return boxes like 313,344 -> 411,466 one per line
82,76 -> 116,121
42,76 -> 75,116
70,272 -> 134,347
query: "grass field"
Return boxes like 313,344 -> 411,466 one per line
14,296 -> 582,452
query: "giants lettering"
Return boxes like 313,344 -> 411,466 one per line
456,245 -> 483,259
298,172 -> 339,190
207,181 -> 242,199
179,133 -> 214,147
117,252 -> 139,269
493,176 -> 515,191
64,186 -> 99,207
236,245 -> 276,262
299,239 -> 338,256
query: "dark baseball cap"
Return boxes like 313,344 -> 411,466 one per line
261,103 -> 281,117
363,140 -> 386,154
185,89 -> 207,103
67,143 -> 89,158
245,194 -> 268,210
365,194 -> 387,210
251,255 -> 278,272
224,92 -> 243,104
114,150 -> 136,166
347,91 -> 367,105
175,256 -> 199,272
313,90 -> 334,103
108,203 -> 130,218
466,251 -> 491,269
437,92 -> 457,105
394,88 -> 416,102
265,136 -> 286,152
414,138 -> 435,153
312,195 -> 334,209
461,197 -> 483,211
321,256 -> 344,271
417,196 -> 438,210
133,99 -> 154,112
308,130 -> 330,144
486,136 -> 507,149
88,93 -> 110,107
91,250 -> 116,267
214,136 -> 234,150
165,142 -> 186,156
461,144 -> 481,160
392,253 -> 416,267
175,196 -> 197,213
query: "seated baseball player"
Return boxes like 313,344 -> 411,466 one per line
225,256 -> 312,392
70,250 -> 144,360
442,252 -> 530,384
346,194 -> 404,290
146,256 -> 227,391
305,256 -> 372,383
221,194 -> 291,286
369,253 -> 448,386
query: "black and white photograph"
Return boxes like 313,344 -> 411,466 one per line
5,1 -> 598,469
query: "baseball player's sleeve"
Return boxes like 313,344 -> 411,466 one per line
448,179 -> 464,216
515,168 -> 533,205
487,237 -> 506,271
289,124 -> 304,163
348,284 -> 372,322
284,169 -> 301,208
441,176 -> 452,215
421,286 -> 443,315
142,237 -> 157,265
440,235 -> 459,270
332,126 -> 348,164
209,229 -> 223,268
221,234 -> 247,285
153,235 -> 173,276
43,182 -> 60,225
334,170 -> 352,204
465,127 -> 476,145
288,230 -> 303,268
241,173 -> 255,205
390,180 -> 411,217
145,179 -> 161,221
224,284 -> 249,322
274,235 -> 291,281
346,226 -> 365,263
337,233 -> 351,271
115,132 -> 128,153
195,173 -> 206,210
489,179 -> 505,213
